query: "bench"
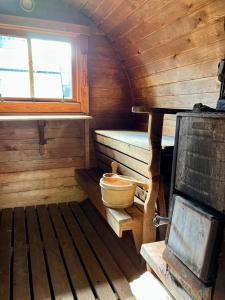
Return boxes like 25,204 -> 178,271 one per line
76,106 -> 187,252
76,168 -> 144,251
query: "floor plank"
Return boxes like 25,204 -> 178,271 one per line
0,201 -> 144,300
48,204 -> 96,300
70,202 -> 134,300
0,209 -> 12,300
26,206 -> 52,300
13,207 -> 30,300
37,205 -> 74,300
81,200 -> 141,281
60,203 -> 117,300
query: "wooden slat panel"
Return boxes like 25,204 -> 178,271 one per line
0,167 -> 76,184
0,209 -> 12,300
95,142 -> 149,177
37,205 -> 74,299
49,204 -> 95,300
26,206 -> 52,300
0,201 -> 145,299
0,177 -> 76,194
0,186 -> 86,209
13,207 -> 30,300
81,200 -> 142,280
0,157 -> 84,174
59,203 -> 117,300
95,133 -> 149,163
96,152 -> 149,183
70,202 -> 133,300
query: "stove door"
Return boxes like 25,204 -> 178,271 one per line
167,195 -> 221,283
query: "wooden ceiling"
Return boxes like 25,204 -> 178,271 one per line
67,0 -> 225,111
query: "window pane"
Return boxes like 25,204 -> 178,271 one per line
0,35 -> 30,97
31,39 -> 72,99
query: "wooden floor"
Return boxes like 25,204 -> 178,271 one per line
0,200 -> 145,300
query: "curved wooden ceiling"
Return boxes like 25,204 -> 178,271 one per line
68,0 -> 225,113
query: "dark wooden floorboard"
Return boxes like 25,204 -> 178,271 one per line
70,202 -> 134,300
81,200 -> 141,281
0,200 -> 143,300
37,205 -> 74,300
26,206 -> 52,300
48,204 -> 96,300
0,209 -> 12,300
60,203 -> 117,300
13,207 -> 30,300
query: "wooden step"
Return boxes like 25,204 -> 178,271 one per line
140,241 -> 212,300
75,168 -> 143,252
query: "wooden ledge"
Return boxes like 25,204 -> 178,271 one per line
141,242 -> 212,300
132,106 -> 191,114
0,114 -> 92,121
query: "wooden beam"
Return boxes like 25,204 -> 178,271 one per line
0,102 -> 82,113
0,114 -> 92,121
132,106 -> 191,114
0,14 -> 90,37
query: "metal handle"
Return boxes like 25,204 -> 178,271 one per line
153,215 -> 169,227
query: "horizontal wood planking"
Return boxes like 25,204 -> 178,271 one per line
109,0 -> 211,42
95,142 -> 149,177
94,133 -> 150,163
66,0 -> 225,134
0,120 -> 88,208
0,185 -> 86,209
130,38 -> 225,80
118,0 -> 225,56
88,33 -> 132,130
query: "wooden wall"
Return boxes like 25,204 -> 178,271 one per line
68,0 -> 225,135
88,33 -> 132,130
0,120 -> 87,208
0,17 -> 132,207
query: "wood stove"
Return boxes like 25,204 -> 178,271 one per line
165,112 -> 225,299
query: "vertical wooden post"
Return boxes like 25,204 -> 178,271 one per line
84,119 -> 90,169
27,38 -> 35,97
143,112 -> 164,243
78,35 -> 89,114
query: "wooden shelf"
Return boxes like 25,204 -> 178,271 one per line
132,106 -> 191,114
0,114 -> 92,121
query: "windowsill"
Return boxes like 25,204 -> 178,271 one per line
0,113 -> 92,121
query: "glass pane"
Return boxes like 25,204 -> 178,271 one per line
0,35 -> 30,97
31,38 -> 72,99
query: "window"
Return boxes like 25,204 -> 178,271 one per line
0,35 -> 72,99
0,15 -> 89,113
31,39 -> 72,99
0,36 -> 30,97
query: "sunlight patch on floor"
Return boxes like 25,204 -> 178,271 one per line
130,272 -> 173,300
